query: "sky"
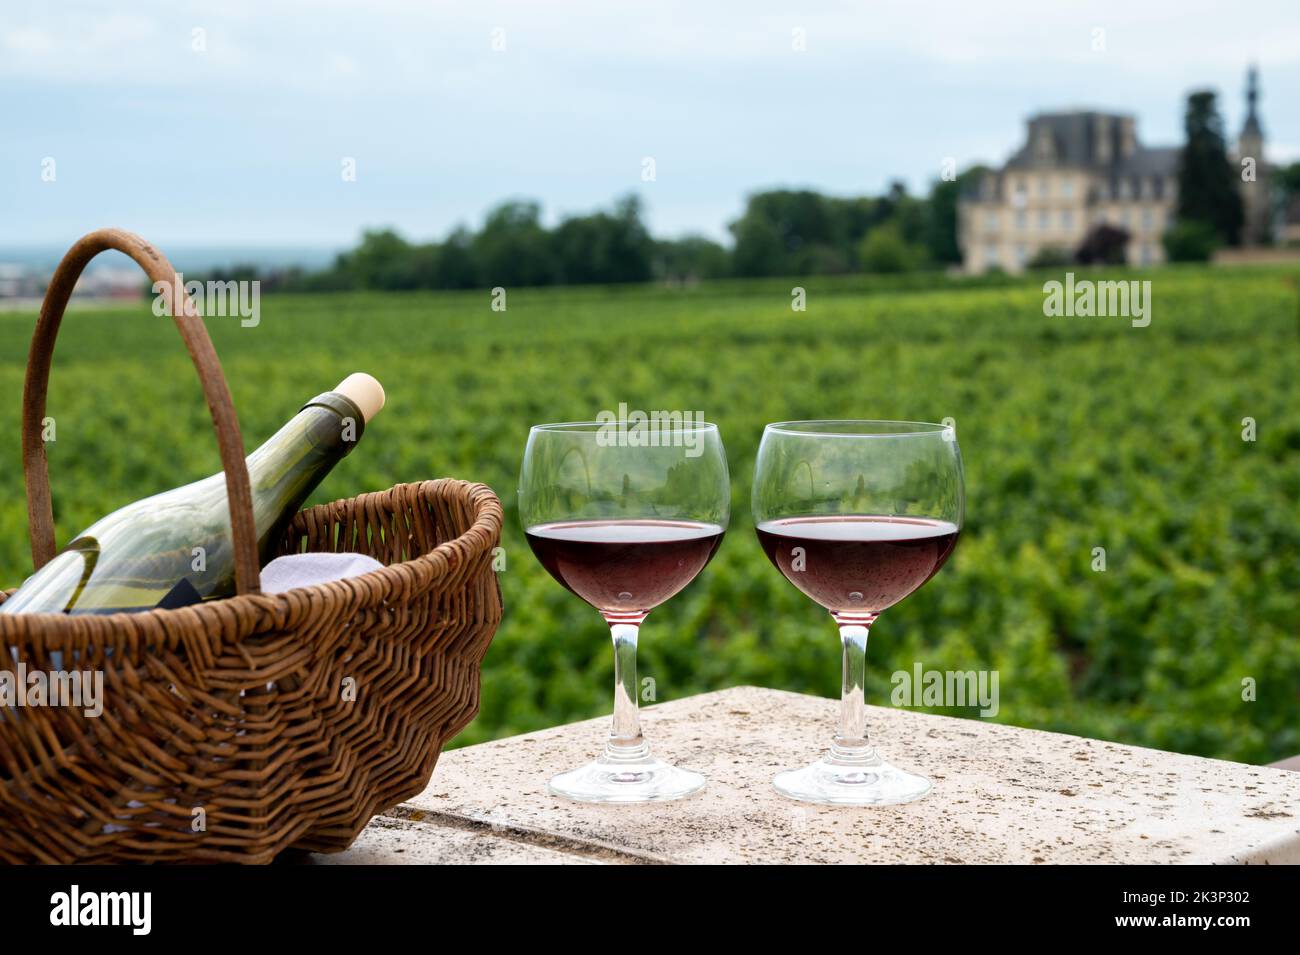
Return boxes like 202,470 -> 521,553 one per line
2,0 -> 1298,253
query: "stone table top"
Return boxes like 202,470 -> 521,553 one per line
307,686 -> 1300,865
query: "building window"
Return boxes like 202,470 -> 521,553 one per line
1061,179 -> 1074,199
1061,210 -> 1074,229
1118,180 -> 1131,200
1038,178 -> 1049,197
1121,209 -> 1132,228
985,245 -> 999,269
1016,245 -> 1027,266
1015,211 -> 1027,230
1038,210 -> 1049,230
1142,209 -> 1154,230
985,212 -> 998,231
1140,244 -> 1153,265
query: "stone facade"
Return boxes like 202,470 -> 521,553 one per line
958,70 -> 1269,273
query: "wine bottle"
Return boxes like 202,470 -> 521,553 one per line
0,373 -> 385,615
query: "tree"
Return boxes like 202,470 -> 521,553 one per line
923,178 -> 962,265
729,190 -> 846,276
430,227 -> 478,289
301,179 -> 987,288
831,196 -> 885,248
730,211 -> 785,277
472,200 -> 557,287
1027,246 -> 1072,269
730,186 -> 941,277
653,236 -> 731,282
921,167 -> 989,266
1176,91 -> 1244,246
1075,225 -> 1130,266
1278,161 -> 1300,198
406,243 -> 440,289
859,224 -> 925,273
338,229 -> 420,289
1162,221 -> 1219,262
552,194 -> 654,285
1276,161 -> 1300,233
880,181 -> 927,246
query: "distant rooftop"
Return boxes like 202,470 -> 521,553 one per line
1004,111 -> 1177,175
961,109 -> 1181,201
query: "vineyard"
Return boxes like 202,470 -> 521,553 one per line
0,264 -> 1296,762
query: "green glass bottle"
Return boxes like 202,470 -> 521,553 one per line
1,373 -> 385,615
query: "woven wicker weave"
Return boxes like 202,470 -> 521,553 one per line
0,230 -> 503,863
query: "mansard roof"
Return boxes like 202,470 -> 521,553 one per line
1003,112 -> 1179,176
961,111 -> 1180,201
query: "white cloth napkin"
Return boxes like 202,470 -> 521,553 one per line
259,552 -> 385,594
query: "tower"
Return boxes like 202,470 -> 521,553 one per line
1238,66 -> 1271,246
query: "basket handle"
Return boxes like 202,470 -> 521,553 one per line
21,228 -> 262,597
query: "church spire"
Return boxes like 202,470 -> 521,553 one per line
1242,65 -> 1263,140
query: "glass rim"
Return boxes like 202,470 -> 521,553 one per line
529,419 -> 721,434
764,419 -> 952,437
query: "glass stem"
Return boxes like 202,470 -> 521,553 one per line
605,619 -> 649,761
831,616 -> 878,763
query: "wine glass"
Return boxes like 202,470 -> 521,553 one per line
519,420 -> 730,802
753,420 -> 963,805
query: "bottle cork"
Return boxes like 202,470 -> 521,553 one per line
334,373 -> 386,423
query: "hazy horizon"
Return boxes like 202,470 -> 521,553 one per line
0,242 -> 343,274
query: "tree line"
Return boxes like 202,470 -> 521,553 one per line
219,90 -> 1298,292
223,177 -> 973,293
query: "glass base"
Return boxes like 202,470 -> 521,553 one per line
548,747 -> 705,804
773,749 -> 931,806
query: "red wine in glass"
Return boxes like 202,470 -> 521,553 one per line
520,419 -> 731,803
526,519 -> 725,617
755,515 -> 959,617
752,419 -> 965,806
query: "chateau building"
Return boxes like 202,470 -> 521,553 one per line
958,69 -> 1269,273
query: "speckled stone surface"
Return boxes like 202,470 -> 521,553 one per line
302,809 -> 595,865
315,686 -> 1300,864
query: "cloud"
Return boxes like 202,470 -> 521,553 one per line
1,0 -> 1296,244
4,26 -> 54,54
0,12 -> 163,78
5,1 -> 1298,88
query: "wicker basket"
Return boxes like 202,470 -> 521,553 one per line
0,230 -> 503,863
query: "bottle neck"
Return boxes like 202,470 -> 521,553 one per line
298,392 -> 366,444
245,391 -> 366,550
248,391 -> 363,467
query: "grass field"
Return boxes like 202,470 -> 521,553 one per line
1,265 -> 1296,762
